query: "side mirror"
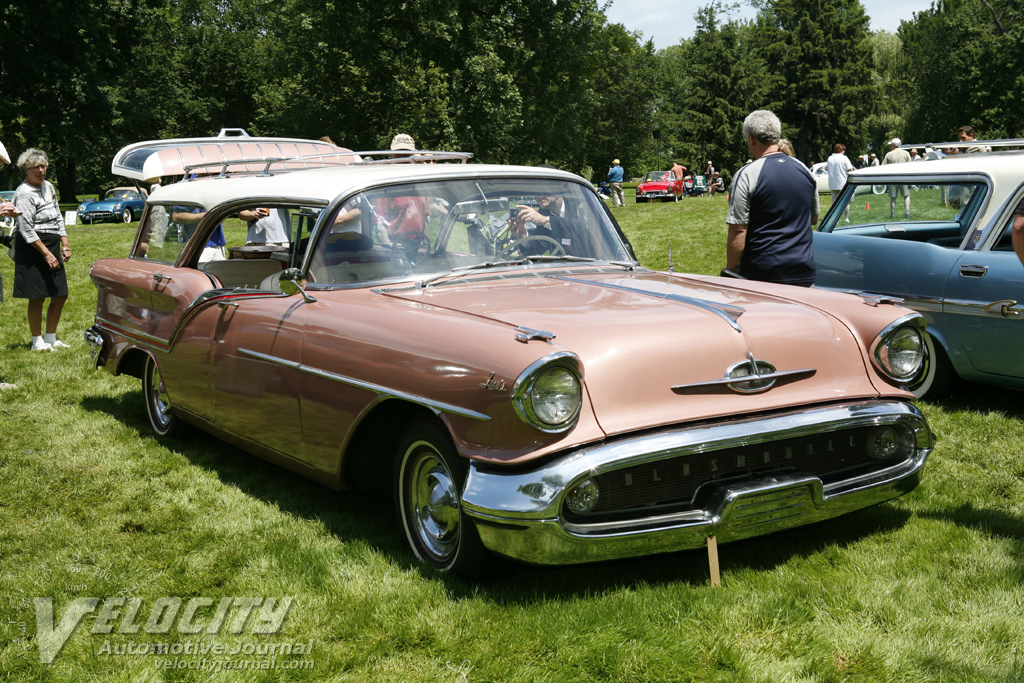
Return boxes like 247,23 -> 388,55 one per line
279,268 -> 316,303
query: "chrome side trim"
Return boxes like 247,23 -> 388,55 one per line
549,276 -> 745,332
94,316 -> 170,351
236,348 -> 491,421
814,287 -> 944,314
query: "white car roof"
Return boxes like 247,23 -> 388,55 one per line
848,151 -> 1024,179
146,162 -> 586,209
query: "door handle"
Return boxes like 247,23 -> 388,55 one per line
982,300 -> 1022,317
959,264 -> 988,278
217,301 -> 239,310
153,273 -> 173,283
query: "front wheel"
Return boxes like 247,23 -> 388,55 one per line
910,333 -> 957,400
394,421 -> 485,576
122,207 -> 133,223
143,354 -> 184,437
872,185 -> 886,195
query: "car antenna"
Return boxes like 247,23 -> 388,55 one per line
668,239 -> 675,272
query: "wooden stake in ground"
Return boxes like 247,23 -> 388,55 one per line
707,535 -> 721,587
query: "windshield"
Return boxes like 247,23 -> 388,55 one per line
644,172 -> 674,183
307,177 -> 634,287
819,180 -> 987,245
106,190 -> 138,200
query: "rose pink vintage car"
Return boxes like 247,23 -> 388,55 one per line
86,137 -> 935,576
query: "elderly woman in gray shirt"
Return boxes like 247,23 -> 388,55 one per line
12,148 -> 71,351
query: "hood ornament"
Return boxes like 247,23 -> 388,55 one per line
672,352 -> 816,394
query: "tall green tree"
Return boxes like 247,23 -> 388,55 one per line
901,0 -> 1024,141
0,0 -> 140,197
751,0 -> 876,163
656,2 -> 777,179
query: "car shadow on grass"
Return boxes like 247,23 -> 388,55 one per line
480,503 -> 913,600
81,389 -> 917,598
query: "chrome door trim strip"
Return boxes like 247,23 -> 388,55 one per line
237,348 -> 491,421
94,317 -> 170,351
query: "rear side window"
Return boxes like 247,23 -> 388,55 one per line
132,203 -> 191,264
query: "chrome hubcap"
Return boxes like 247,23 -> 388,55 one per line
407,451 -> 460,561
148,362 -> 171,427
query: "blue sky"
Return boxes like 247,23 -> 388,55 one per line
603,0 -> 934,50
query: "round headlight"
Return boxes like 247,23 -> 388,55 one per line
530,367 -> 581,426
114,202 -> 122,211
877,325 -> 925,381
512,354 -> 584,433
77,204 -> 86,212
565,479 -> 599,514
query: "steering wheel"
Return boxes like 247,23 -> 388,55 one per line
391,231 -> 431,268
498,234 -> 566,259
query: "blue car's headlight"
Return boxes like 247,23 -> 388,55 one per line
114,203 -> 122,211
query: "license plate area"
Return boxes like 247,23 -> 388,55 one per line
709,474 -> 824,541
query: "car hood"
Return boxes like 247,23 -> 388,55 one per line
638,181 -> 671,188
387,269 -> 886,437
82,199 -> 122,209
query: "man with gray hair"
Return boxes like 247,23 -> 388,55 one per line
725,109 -> 819,286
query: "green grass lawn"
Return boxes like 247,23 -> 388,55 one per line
2,197 -> 1024,682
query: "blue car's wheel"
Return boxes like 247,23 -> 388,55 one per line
911,333 -> 956,400
122,207 -> 133,224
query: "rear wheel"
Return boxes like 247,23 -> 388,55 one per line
143,355 -> 184,437
910,333 -> 957,400
394,420 -> 485,576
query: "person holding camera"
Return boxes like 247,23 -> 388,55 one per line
507,195 -> 573,257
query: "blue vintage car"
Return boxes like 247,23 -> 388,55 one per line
813,143 -> 1024,399
78,186 -> 148,224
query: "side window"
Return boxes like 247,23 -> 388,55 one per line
133,203 -> 188,264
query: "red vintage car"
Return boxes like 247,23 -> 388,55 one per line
86,136 -> 934,576
635,170 -> 684,202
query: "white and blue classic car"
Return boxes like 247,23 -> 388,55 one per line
813,141 -> 1024,399
78,186 -> 148,224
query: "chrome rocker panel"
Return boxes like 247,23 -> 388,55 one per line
461,400 -> 933,565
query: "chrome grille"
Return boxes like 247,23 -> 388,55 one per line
566,426 -> 902,521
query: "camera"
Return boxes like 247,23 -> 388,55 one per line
509,207 -> 519,220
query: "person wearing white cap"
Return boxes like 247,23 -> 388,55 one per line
606,159 -> 624,207
390,133 -> 416,154
882,138 -> 912,219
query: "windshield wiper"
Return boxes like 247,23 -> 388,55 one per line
416,258 -> 529,289
415,256 -> 637,290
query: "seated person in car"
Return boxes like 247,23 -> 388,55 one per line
508,194 -> 573,256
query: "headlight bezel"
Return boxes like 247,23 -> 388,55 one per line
511,352 -> 583,434
871,314 -> 927,384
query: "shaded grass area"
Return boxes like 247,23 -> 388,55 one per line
2,199 -> 1024,682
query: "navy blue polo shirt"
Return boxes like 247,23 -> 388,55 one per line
726,152 -> 819,284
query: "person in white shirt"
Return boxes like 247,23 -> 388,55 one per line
826,143 -> 856,222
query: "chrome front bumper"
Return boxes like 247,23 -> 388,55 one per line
461,400 -> 934,565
